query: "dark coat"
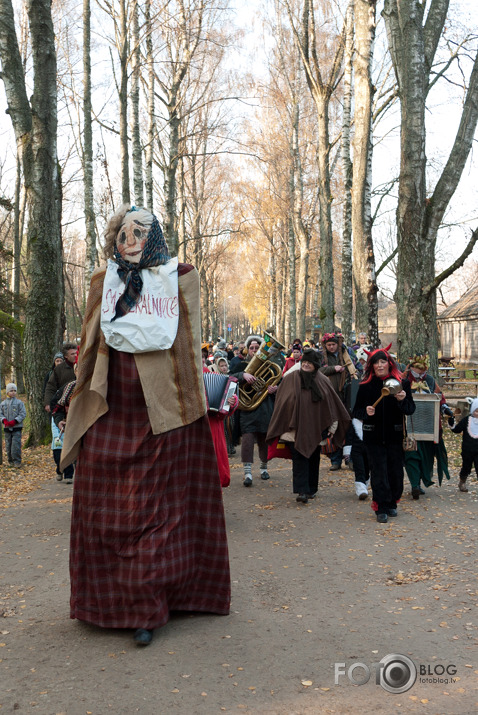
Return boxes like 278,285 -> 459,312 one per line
319,349 -> 345,397
267,368 -> 351,458
44,360 -> 76,407
449,416 -> 478,456
353,376 -> 415,446
230,356 -> 276,434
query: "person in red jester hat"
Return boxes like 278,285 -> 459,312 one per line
352,346 -> 415,524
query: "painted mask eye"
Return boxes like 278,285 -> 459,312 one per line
133,227 -> 143,238
118,231 -> 126,244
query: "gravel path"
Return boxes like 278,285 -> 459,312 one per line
0,453 -> 476,714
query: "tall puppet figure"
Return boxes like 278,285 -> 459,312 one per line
61,205 -> 230,646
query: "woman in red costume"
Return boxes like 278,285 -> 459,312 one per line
203,364 -> 238,487
353,346 -> 415,524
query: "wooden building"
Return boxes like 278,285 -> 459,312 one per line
438,285 -> 478,365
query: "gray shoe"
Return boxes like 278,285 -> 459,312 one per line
64,477 -> 73,484
260,471 -> 270,480
56,474 -> 63,482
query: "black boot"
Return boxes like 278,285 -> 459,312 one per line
134,628 -> 154,646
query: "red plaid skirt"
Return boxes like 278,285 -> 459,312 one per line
70,350 -> 230,629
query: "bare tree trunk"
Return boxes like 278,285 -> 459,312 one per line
341,0 -> 353,344
268,236 -> 277,329
119,0 -> 130,203
315,93 -> 335,331
281,252 -> 289,344
200,267 -> 209,338
12,156 -> 24,392
159,0 -> 205,256
163,87 -> 180,255
177,154 -> 187,263
131,0 -> 143,205
0,0 -> 63,444
383,0 -> 478,372
286,0 -> 345,331
83,0 -> 97,284
287,214 -> 296,341
296,242 -> 309,340
290,101 -> 309,340
144,0 -> 155,210
352,0 -> 378,345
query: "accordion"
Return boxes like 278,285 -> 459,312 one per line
203,372 -> 238,414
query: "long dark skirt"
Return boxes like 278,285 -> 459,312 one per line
70,350 -> 230,630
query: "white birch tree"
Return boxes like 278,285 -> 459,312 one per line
352,0 -> 378,345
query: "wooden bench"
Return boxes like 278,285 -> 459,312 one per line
438,366 -> 456,383
442,381 -> 478,398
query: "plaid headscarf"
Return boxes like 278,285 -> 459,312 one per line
111,209 -> 170,322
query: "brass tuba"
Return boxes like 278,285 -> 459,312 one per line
238,331 -> 286,411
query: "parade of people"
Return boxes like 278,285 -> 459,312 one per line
1,1 -> 476,705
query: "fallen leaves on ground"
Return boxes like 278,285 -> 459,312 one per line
388,563 -> 456,585
0,445 -> 57,506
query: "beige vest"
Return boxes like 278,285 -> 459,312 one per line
60,265 -> 206,470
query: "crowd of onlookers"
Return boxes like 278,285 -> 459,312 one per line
0,342 -> 81,479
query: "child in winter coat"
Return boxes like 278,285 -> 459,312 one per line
0,383 -> 26,467
448,397 -> 478,492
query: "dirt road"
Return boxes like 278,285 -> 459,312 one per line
0,454 -> 476,714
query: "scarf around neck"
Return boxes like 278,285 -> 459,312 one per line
111,214 -> 170,322
300,368 -> 323,402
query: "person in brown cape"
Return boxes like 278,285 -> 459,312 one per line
266,349 -> 351,504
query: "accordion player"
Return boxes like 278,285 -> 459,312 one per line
203,372 -> 238,415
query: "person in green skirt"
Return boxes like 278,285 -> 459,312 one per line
403,356 -> 453,500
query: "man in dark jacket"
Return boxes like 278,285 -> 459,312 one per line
229,341 -> 246,373
44,342 -> 78,413
319,333 -> 358,470
230,335 -> 278,487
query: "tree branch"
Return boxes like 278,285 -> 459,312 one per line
427,49 -> 478,236
423,0 -> 450,72
423,226 -> 478,296
376,246 -> 398,277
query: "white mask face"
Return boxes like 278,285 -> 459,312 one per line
116,215 -> 149,264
